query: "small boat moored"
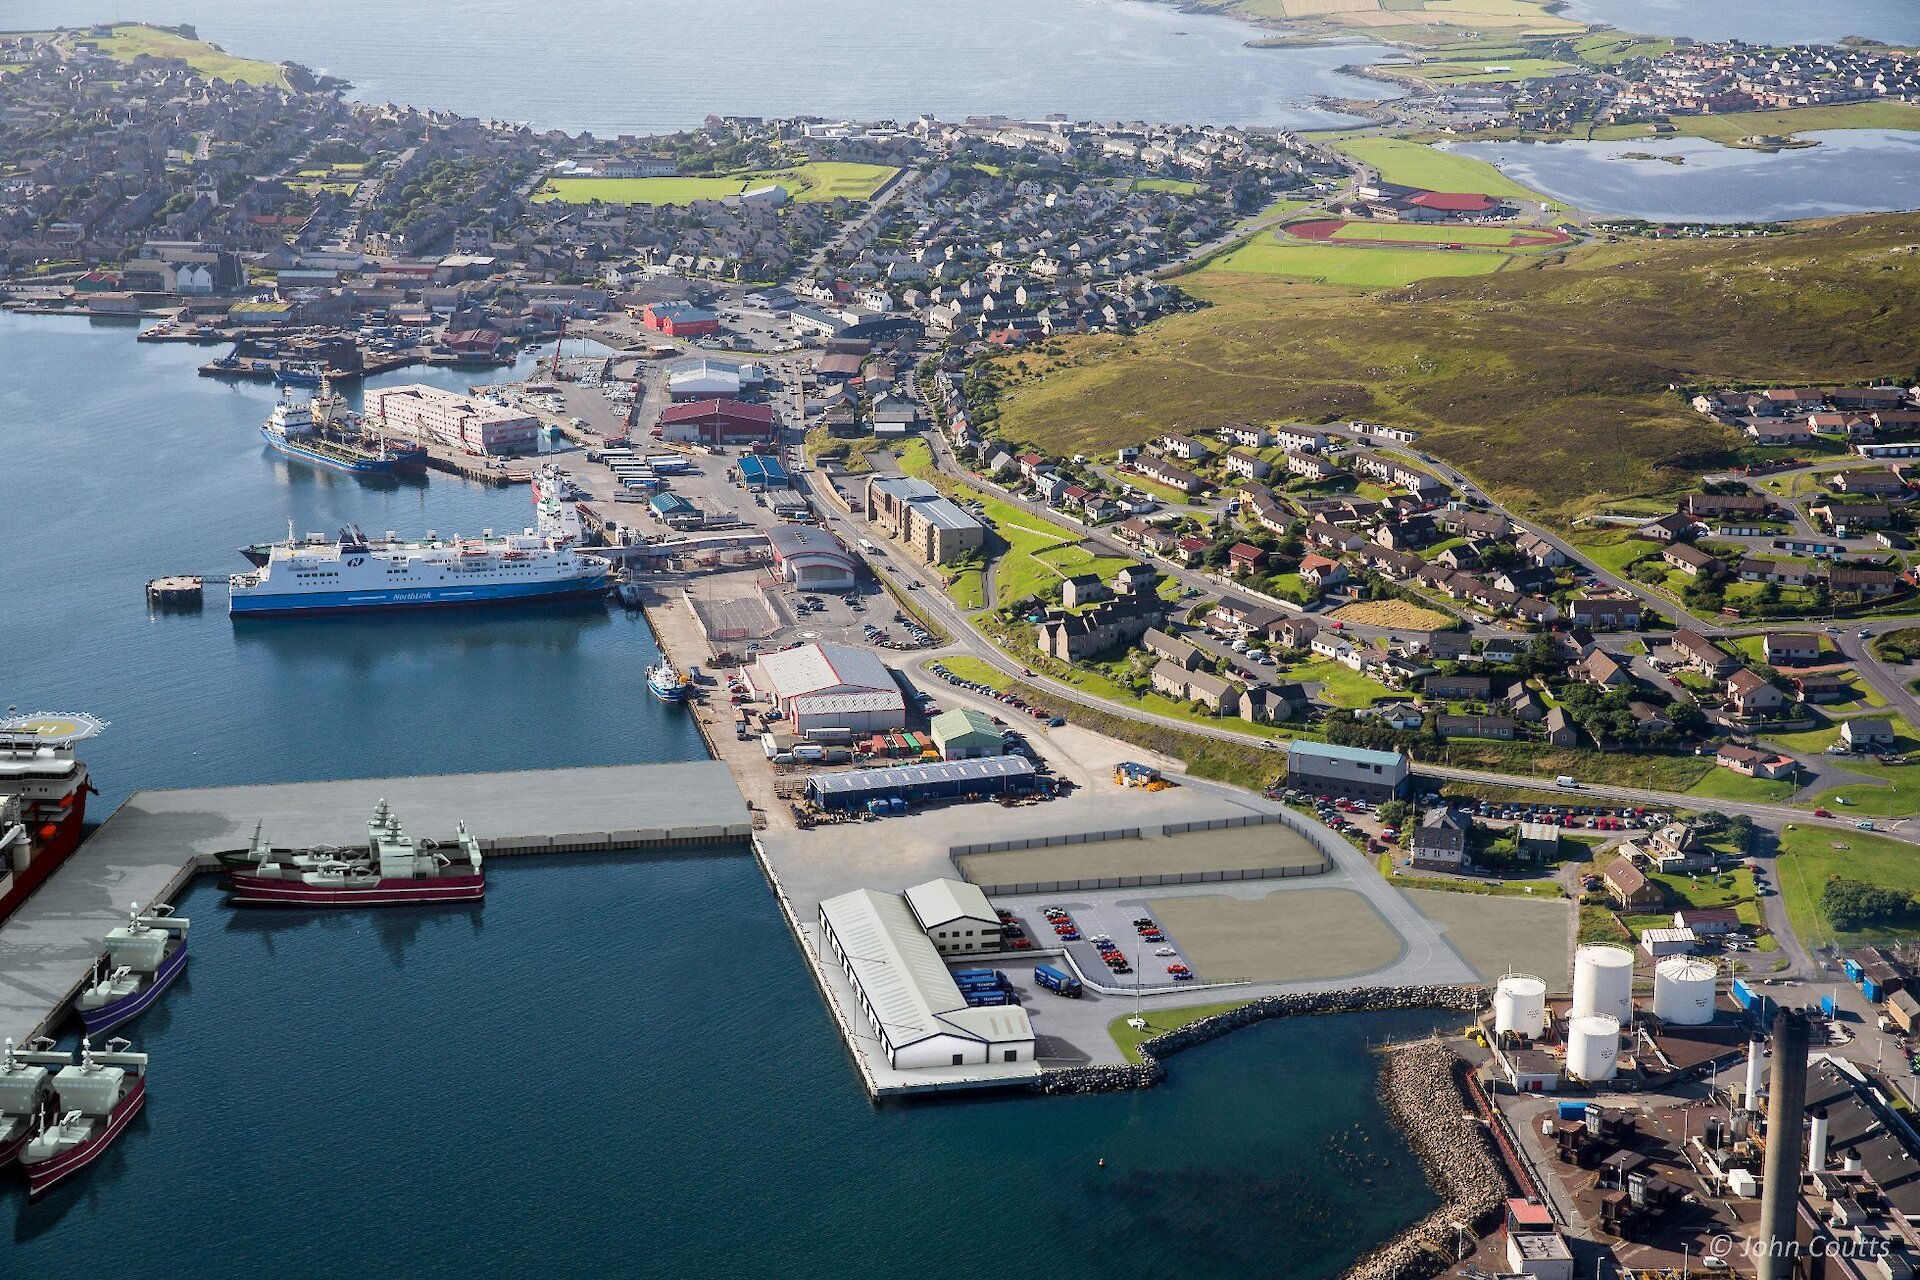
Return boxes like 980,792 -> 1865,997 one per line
74,903 -> 190,1037
647,661 -> 690,704
20,1037 -> 149,1198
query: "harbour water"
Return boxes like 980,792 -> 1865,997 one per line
5,858 -> 1451,1276
0,0 -> 1398,135
1,310 -> 1454,1267
1446,129 -> 1920,222
1562,0 -> 1920,47
0,312 -> 700,812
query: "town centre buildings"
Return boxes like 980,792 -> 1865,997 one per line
865,476 -> 986,566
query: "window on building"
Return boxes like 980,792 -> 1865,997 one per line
1003,1050 -> 1018,1063
952,1054 -> 964,1066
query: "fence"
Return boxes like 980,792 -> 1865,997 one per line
948,827 -> 1141,857
1160,812 -> 1285,836
972,862 -> 1321,897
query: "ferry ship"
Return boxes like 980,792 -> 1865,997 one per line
647,661 -> 690,704
0,1039 -> 63,1169
74,904 -> 190,1037
20,1038 -> 149,1198
228,525 -> 610,615
0,712 -> 104,927
222,800 -> 485,907
261,388 -> 428,478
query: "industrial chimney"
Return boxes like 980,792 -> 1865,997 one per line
1746,1036 -> 1767,1112
1758,1009 -> 1812,1280
1808,1108 -> 1830,1175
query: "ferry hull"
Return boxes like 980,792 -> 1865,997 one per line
24,1076 -> 144,1199
230,575 -> 609,616
0,793 -> 88,926
0,1124 -> 31,1170
225,871 -> 485,907
77,939 -> 189,1037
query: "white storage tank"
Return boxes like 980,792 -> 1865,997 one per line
1493,973 -> 1549,1039
1653,956 -> 1718,1026
1571,945 -> 1634,1024
1567,1014 -> 1621,1082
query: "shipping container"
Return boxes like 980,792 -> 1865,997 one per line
1033,964 -> 1083,997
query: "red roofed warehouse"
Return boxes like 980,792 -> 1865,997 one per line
1408,190 -> 1498,215
657,398 -> 776,446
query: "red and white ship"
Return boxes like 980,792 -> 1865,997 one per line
0,712 -> 105,926
0,1038 -> 64,1169
19,1038 -> 148,1198
221,799 -> 485,907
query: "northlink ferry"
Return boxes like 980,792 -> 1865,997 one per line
229,525 -> 610,615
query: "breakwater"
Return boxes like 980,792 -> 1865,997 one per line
1035,983 -> 1487,1093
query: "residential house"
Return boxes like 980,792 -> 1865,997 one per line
1411,808 -> 1469,872
1151,661 -> 1240,714
1223,450 -> 1271,481
1812,502 -> 1892,534
1227,543 -> 1268,577
1763,632 -> 1821,666
1577,650 -> 1629,690
1156,433 -> 1211,461
1276,618 -> 1319,650
1034,595 -> 1163,661
1662,543 -> 1723,577
1605,858 -> 1663,911
1242,682 -> 1305,725
1134,455 -> 1205,495
1672,630 -> 1737,678
1543,706 -> 1579,748
1113,563 -> 1160,596
1514,532 -> 1569,569
1425,673 -> 1493,701
1298,554 -> 1347,588
1675,908 -> 1741,936
1726,668 -> 1784,717
1840,717 -> 1896,752
1793,672 -> 1854,704
1640,512 -> 1697,544
1570,595 -> 1643,631
1217,422 -> 1273,449
1285,450 -> 1346,483
1060,574 -> 1110,609
1420,630 -> 1472,661
1645,824 -> 1712,874
1435,713 -> 1515,740
1830,469 -> 1908,498
1716,744 -> 1796,780
1830,565 -> 1904,598
1142,628 -> 1203,672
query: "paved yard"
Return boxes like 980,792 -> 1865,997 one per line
1402,890 -> 1573,991
1146,888 -> 1404,984
958,825 -> 1326,887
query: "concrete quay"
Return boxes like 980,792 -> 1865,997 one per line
0,761 -> 750,1047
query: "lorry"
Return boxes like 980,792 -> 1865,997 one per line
1033,963 -> 1083,998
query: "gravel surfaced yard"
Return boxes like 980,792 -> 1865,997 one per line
1147,888 -> 1403,983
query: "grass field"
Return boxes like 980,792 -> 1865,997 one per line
1774,824 -> 1920,949
1411,57 -> 1578,84
1325,221 -> 1562,249
1133,178 -> 1204,195
84,22 -> 287,86
534,161 -> 896,205
1684,767 -> 1798,804
1109,1001 -> 1251,1064
1320,135 -> 1551,202
1329,600 -> 1454,629
1289,657 -> 1397,709
1202,237 -> 1512,287
1592,101 -> 1920,146
984,214 -> 1920,522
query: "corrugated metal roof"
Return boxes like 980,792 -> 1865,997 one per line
818,888 -> 1034,1054
756,642 -> 896,700
807,755 -> 1035,798
792,691 -> 905,716
1287,740 -> 1405,770
929,707 -> 1000,745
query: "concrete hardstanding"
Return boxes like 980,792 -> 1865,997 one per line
0,762 -> 751,1046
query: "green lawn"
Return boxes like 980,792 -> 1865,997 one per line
1412,57 -> 1579,84
1807,756 -> 1920,818
892,438 -> 934,479
84,23 -> 288,86
946,567 -> 986,611
1774,824 -> 1920,949
1763,720 -> 1843,754
1593,101 -> 1920,147
1288,657 -> 1397,709
1648,866 -> 1757,911
1328,221 -> 1554,248
1109,1002 -> 1251,1064
535,161 -> 896,205
994,516 -> 1081,606
1035,543 -> 1133,582
1685,767 -> 1798,804
1569,529 -> 1657,576
1133,178 -> 1204,195
1324,135 -> 1552,203
1202,237 -> 1511,288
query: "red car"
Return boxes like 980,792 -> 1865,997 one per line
1813,808 -> 1834,818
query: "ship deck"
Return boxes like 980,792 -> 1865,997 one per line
0,761 -> 752,1046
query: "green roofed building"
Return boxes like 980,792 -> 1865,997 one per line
929,708 -> 1005,760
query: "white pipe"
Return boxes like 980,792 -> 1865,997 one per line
1809,1109 -> 1830,1174
1746,1038 -> 1766,1111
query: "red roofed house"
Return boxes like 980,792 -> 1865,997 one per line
657,398 -> 776,446
1299,553 -> 1348,587
1228,543 -> 1269,577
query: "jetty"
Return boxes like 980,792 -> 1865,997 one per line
0,761 -> 751,1046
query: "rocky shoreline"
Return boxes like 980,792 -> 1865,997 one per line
1035,985 -> 1505,1280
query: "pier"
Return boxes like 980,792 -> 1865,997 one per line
0,761 -> 751,1046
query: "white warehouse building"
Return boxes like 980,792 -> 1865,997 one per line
751,641 -> 906,735
666,357 -> 766,401
366,384 -> 539,455
818,887 -> 1035,1070
905,878 -> 1002,956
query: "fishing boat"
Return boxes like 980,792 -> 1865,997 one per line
20,1037 -> 149,1198
0,1039 -> 64,1169
222,800 -> 485,907
647,661 -> 690,704
74,903 -> 190,1037
275,361 -> 327,387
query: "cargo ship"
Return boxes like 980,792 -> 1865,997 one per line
0,1039 -> 63,1169
647,661 -> 690,704
74,904 -> 190,1037
19,1037 -> 149,1198
260,387 -> 428,478
0,713 -> 104,927
222,800 -> 485,907
229,525 -> 610,615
